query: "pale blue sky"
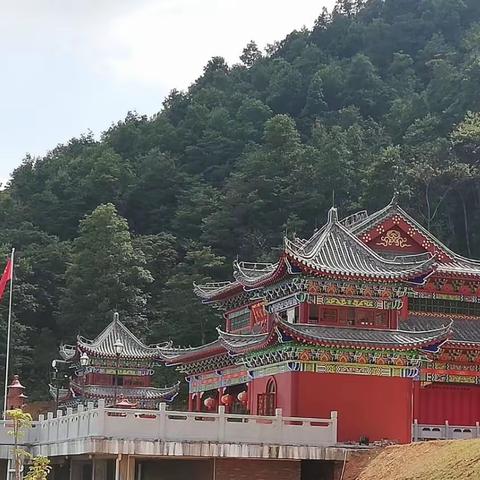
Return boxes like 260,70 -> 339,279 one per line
0,0 -> 335,185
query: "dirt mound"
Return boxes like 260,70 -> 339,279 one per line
356,440 -> 480,480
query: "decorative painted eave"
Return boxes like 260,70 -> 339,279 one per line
157,339 -> 228,365
77,316 -> 170,360
350,198 -> 480,277
284,207 -> 436,282
401,315 -> 480,348
277,317 -> 452,351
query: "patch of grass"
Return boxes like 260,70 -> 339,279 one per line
357,440 -> 480,480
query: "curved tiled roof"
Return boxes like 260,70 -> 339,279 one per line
285,207 -> 435,281
401,315 -> 480,347
193,281 -> 241,300
217,326 -> 278,354
194,261 -> 287,302
78,316 -> 169,359
157,339 -> 227,365
162,317 -> 452,364
277,318 -> 451,350
233,261 -> 279,287
349,199 -> 480,277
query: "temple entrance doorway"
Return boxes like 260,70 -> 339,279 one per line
257,378 -> 276,415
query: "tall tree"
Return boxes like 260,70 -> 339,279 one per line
59,204 -> 152,339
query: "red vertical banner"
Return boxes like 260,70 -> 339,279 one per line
0,258 -> 13,301
251,301 -> 268,330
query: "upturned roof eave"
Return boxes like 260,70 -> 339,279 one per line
285,250 -> 435,283
277,318 -> 452,351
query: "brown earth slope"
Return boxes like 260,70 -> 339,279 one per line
356,440 -> 480,480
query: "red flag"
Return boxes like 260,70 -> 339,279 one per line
0,259 -> 13,301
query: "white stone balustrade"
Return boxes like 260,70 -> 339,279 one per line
0,401 -> 339,460
412,420 -> 480,441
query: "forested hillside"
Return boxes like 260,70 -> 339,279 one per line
2,0 -> 480,400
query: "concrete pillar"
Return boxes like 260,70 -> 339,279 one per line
69,460 -> 83,480
116,455 -> 135,480
93,459 -> 108,480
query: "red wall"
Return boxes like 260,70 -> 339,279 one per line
414,383 -> 480,425
250,373 -> 297,416
252,372 -> 413,443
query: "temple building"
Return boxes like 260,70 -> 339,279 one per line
51,314 -> 179,408
159,198 -> 480,444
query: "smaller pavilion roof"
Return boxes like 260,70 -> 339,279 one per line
77,315 -> 169,360
70,381 -> 180,401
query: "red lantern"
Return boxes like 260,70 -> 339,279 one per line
204,397 -> 216,410
237,391 -> 248,404
221,394 -> 234,406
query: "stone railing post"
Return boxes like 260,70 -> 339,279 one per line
275,408 -> 283,443
330,411 -> 338,444
96,399 -> 106,436
37,415 -> 45,444
445,420 -> 449,440
47,412 -> 54,442
476,421 -> 480,439
412,419 -> 418,442
77,404 -> 84,438
218,406 -> 226,443
158,403 -> 167,440
65,408 -> 73,439
56,410 -> 63,440
87,402 -> 94,436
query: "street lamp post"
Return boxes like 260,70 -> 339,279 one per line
113,338 -> 124,407
79,352 -> 89,406
51,360 -> 59,411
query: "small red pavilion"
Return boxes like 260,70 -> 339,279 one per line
52,314 -> 179,408
159,198 -> 480,444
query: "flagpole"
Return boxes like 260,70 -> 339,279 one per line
3,248 -> 14,417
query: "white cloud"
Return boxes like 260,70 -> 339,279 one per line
0,0 -> 336,180
103,0 -> 336,89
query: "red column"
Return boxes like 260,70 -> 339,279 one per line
188,393 -> 193,412
217,388 -> 223,413
196,393 -> 202,412
399,296 -> 409,322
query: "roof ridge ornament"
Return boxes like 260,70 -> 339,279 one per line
390,191 -> 399,206
113,311 -> 119,323
328,206 -> 339,224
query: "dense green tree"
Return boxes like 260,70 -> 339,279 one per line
59,204 -> 152,339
